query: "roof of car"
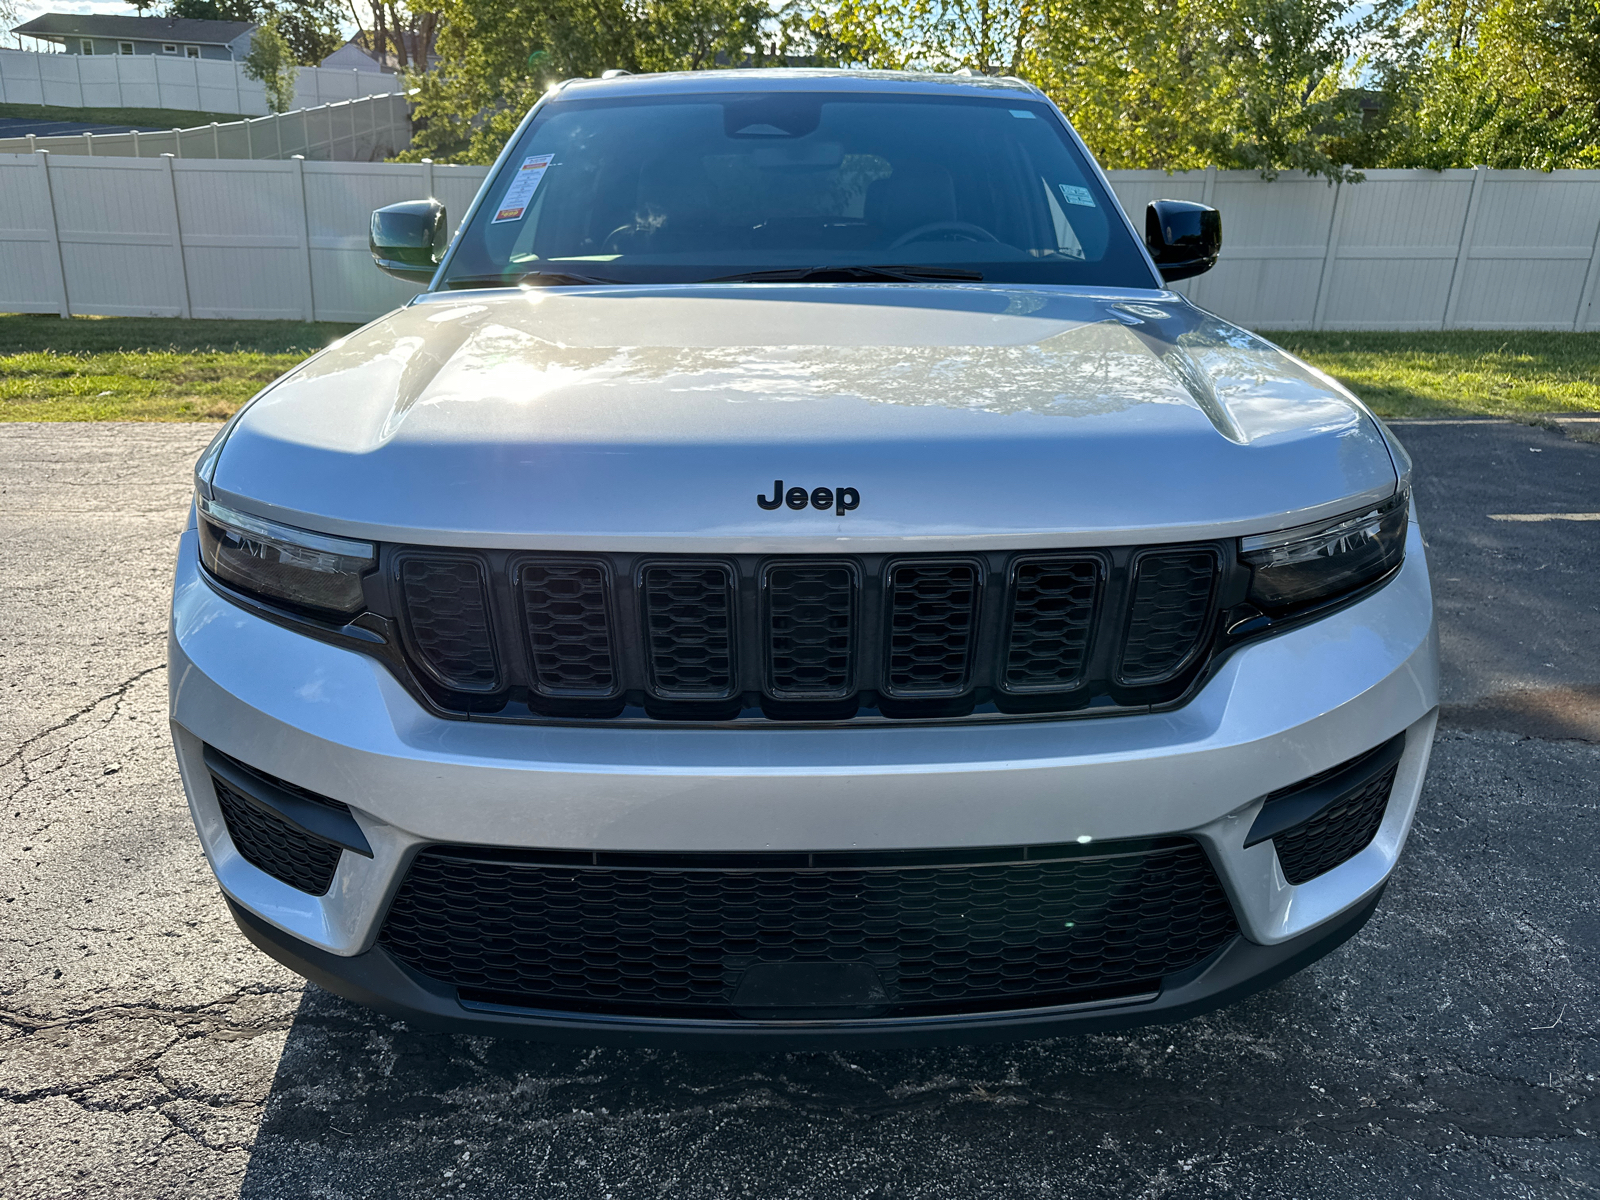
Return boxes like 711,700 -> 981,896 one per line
555,68 -> 1042,100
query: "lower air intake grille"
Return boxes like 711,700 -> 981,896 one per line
766,562 -> 855,697
212,776 -> 343,896
378,840 -> 1239,1019
1273,762 -> 1398,884
1118,549 -> 1218,684
399,556 -> 499,692
1005,557 -> 1101,690
519,561 -> 616,696
886,563 -> 978,696
641,563 -> 736,698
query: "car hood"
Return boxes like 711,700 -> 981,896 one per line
206,284 -> 1399,550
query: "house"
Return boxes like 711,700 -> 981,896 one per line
319,39 -> 386,73
11,13 -> 257,61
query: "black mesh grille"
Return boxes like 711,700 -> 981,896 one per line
1118,550 -> 1218,684
399,556 -> 498,692
1273,763 -> 1398,884
886,563 -> 978,696
1005,557 -> 1100,691
767,562 -> 855,698
379,840 -> 1238,1019
520,561 -> 616,696
642,563 -> 735,698
212,776 -> 343,896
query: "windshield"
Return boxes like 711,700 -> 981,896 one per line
440,89 -> 1158,289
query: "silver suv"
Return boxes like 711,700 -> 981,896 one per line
171,70 -> 1437,1047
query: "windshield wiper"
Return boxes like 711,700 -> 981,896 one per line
706,264 -> 984,284
446,270 -> 624,289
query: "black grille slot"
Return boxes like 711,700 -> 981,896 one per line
520,560 -> 617,697
885,562 -> 978,696
379,840 -> 1239,1019
399,556 -> 499,693
1005,557 -> 1101,691
1273,763 -> 1398,884
212,775 -> 344,896
766,562 -> 856,698
1118,549 -> 1218,685
641,562 -> 736,698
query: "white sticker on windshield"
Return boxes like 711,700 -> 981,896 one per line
1009,109 -> 1036,118
492,154 -> 554,223
1058,184 -> 1096,208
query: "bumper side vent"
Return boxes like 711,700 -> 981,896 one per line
1118,549 -> 1218,685
211,769 -> 348,896
398,555 -> 500,693
1004,556 -> 1101,691
1272,762 -> 1399,884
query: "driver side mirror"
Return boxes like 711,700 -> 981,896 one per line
370,199 -> 448,283
1145,199 -> 1221,282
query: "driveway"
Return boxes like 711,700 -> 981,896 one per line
1,418 -> 1596,1199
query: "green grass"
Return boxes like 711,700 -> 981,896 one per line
0,315 -> 359,421
3,316 -> 1599,422
0,101 -> 243,131
1262,330 -> 1600,419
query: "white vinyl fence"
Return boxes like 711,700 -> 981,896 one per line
0,47 -> 403,117
3,157 -> 1600,328
0,154 -> 488,321
0,92 -> 411,162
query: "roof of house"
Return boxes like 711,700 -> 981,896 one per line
11,13 -> 257,45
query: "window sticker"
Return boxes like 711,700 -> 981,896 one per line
1009,109 -> 1036,119
1058,183 -> 1096,207
492,154 -> 555,223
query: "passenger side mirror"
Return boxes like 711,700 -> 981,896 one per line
1145,199 -> 1221,282
370,199 -> 448,283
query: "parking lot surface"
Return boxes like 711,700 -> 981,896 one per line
1,418 -> 1597,1199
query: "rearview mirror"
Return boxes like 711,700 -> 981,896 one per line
1145,199 -> 1221,282
370,199 -> 447,283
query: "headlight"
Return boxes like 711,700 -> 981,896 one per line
197,494 -> 374,617
1240,488 -> 1408,614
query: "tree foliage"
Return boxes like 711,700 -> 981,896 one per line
241,16 -> 298,112
394,0 -> 1600,172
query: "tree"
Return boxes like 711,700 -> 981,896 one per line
397,0 -> 779,164
242,16 -> 299,112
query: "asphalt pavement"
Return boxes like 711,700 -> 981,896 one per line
1,418 -> 1597,1199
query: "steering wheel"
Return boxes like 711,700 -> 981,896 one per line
888,221 -> 999,249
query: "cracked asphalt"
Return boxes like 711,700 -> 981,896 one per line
2,418 -> 1598,1199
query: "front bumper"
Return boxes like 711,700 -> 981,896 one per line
170,520 -> 1438,1046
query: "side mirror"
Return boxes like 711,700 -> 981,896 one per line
1145,199 -> 1221,282
370,199 -> 447,283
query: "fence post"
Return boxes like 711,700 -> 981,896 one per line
132,129 -> 140,158
422,157 -> 434,201
1442,166 -> 1485,330
35,151 -> 70,317
113,50 -> 122,107
83,131 -> 92,156
211,121 -> 220,158
161,154 -> 193,319
1573,182 -> 1600,331
292,155 -> 317,321
275,112 -> 283,159
1310,176 -> 1347,330
172,127 -> 181,158
154,56 -> 163,109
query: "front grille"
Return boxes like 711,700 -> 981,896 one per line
388,543 -> 1231,723
212,775 -> 344,896
379,840 -> 1239,1019
1273,762 -> 1398,884
1118,549 -> 1219,684
398,555 -> 499,692
642,563 -> 736,699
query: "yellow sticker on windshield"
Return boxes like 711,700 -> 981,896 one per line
493,154 -> 554,223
